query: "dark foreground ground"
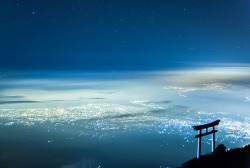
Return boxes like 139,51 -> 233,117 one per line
180,144 -> 250,168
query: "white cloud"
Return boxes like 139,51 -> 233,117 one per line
163,83 -> 233,97
244,97 -> 250,102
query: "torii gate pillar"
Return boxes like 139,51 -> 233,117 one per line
193,120 -> 220,159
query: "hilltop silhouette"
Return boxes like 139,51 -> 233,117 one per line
179,144 -> 250,168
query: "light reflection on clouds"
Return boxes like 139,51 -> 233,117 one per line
0,67 -> 249,146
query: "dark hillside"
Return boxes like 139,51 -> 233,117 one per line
180,144 -> 250,168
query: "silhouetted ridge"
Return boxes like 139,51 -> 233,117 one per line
179,144 -> 250,168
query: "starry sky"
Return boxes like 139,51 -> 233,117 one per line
1,0 -> 250,71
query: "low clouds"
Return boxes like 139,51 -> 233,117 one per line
0,101 -> 39,105
0,95 -> 24,99
159,67 -> 250,100
87,98 -> 106,100
163,83 -> 234,97
0,95 -> 64,105
0,94 -> 40,105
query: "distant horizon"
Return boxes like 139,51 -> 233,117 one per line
1,62 -> 250,73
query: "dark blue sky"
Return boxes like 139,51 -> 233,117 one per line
1,0 -> 250,70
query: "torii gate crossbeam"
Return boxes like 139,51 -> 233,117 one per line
193,119 -> 220,158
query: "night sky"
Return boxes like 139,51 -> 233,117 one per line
1,0 -> 250,70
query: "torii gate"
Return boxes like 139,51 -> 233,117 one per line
193,119 -> 220,159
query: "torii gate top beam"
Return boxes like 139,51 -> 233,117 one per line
193,119 -> 220,131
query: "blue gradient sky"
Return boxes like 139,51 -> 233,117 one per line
1,0 -> 250,70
